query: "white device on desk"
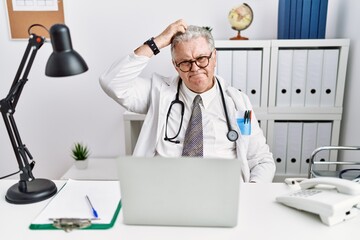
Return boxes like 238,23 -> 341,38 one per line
276,177 -> 360,226
117,156 -> 241,228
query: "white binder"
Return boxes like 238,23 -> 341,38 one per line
232,50 -> 247,93
315,122 -> 332,171
300,122 -> 318,175
247,50 -> 262,107
305,50 -> 324,107
286,122 -> 303,174
276,50 -> 293,107
320,49 -> 339,107
216,50 -> 233,85
291,50 -> 308,107
273,122 -> 288,175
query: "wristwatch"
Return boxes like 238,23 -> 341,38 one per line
144,37 -> 160,55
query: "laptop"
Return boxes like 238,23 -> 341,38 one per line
117,156 -> 241,227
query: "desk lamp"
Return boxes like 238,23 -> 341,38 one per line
0,24 -> 88,204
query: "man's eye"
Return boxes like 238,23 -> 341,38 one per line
197,56 -> 207,62
181,61 -> 192,66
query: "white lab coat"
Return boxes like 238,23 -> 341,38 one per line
100,53 -> 275,182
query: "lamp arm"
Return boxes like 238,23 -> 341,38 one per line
0,34 -> 45,183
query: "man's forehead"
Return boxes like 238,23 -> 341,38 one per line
173,38 -> 210,57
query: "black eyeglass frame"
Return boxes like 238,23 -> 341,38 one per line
175,51 -> 214,72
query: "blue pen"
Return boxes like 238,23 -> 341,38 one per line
85,195 -> 99,218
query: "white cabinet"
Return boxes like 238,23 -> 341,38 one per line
123,39 -> 350,182
267,39 -> 349,181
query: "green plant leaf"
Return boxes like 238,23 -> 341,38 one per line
71,142 -> 90,160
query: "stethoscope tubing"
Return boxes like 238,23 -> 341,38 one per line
164,78 -> 238,143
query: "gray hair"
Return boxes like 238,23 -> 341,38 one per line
170,25 -> 215,58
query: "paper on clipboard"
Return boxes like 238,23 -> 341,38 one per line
29,179 -> 121,230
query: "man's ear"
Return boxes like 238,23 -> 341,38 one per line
213,49 -> 217,67
172,59 -> 179,72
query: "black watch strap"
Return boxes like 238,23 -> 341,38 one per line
144,37 -> 160,55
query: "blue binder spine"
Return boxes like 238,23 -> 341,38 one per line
301,0 -> 312,39
278,0 -> 291,39
317,0 -> 328,38
295,0 -> 303,39
289,0 -> 297,39
309,0 -> 321,38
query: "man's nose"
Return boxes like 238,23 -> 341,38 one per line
189,61 -> 200,71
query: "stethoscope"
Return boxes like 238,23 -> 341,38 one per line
164,78 -> 239,144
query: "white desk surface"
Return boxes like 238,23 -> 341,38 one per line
61,158 -> 118,180
1,180 -> 358,240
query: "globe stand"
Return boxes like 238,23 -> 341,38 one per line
230,31 -> 248,40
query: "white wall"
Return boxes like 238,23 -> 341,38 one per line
334,1 -> 360,160
0,0 -> 357,179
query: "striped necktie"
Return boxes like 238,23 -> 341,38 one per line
182,95 -> 203,157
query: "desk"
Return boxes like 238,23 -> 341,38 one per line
61,158 -> 118,180
1,180 -> 358,240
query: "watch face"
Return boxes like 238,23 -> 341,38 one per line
227,130 -> 238,142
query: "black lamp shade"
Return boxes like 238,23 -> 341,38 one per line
45,24 -> 88,77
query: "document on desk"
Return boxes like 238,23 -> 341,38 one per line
29,179 -> 121,230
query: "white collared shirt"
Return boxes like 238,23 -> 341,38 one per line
156,79 -> 236,159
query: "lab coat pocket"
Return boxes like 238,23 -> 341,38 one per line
236,110 -> 252,136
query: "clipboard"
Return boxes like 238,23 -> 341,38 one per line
29,179 -> 121,231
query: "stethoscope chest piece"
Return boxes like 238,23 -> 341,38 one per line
227,129 -> 238,142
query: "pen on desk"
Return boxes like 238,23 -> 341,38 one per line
85,195 -> 99,218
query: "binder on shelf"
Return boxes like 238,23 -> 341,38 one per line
276,49 -> 293,107
216,50 -> 233,85
320,49 -> 339,107
273,121 -> 288,175
289,0 -> 297,39
246,50 -> 262,107
295,0 -> 303,39
318,0 -> 328,38
305,49 -> 324,107
300,122 -> 318,175
29,179 -> 121,231
232,50 -> 248,93
278,0 -> 291,39
286,122 -> 303,174
309,0 -> 321,38
315,122 -> 332,171
291,49 -> 308,106
301,0 -> 312,39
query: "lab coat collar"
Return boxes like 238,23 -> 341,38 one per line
180,78 -> 217,109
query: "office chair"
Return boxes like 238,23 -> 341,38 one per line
308,146 -> 360,180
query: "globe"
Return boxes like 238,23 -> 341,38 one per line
228,3 -> 253,40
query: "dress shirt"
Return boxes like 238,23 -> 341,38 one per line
156,80 -> 236,159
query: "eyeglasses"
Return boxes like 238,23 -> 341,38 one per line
175,51 -> 213,72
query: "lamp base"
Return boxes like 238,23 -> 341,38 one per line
5,178 -> 57,204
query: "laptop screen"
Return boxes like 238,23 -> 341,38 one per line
117,156 -> 241,227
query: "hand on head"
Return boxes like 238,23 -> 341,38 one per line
134,19 -> 188,57
155,19 -> 188,49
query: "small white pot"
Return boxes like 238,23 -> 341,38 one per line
74,159 -> 88,169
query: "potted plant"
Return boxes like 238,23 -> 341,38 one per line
71,142 -> 90,169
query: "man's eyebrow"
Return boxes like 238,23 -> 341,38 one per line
176,53 -> 210,62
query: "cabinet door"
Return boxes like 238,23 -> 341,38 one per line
216,48 -> 263,108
